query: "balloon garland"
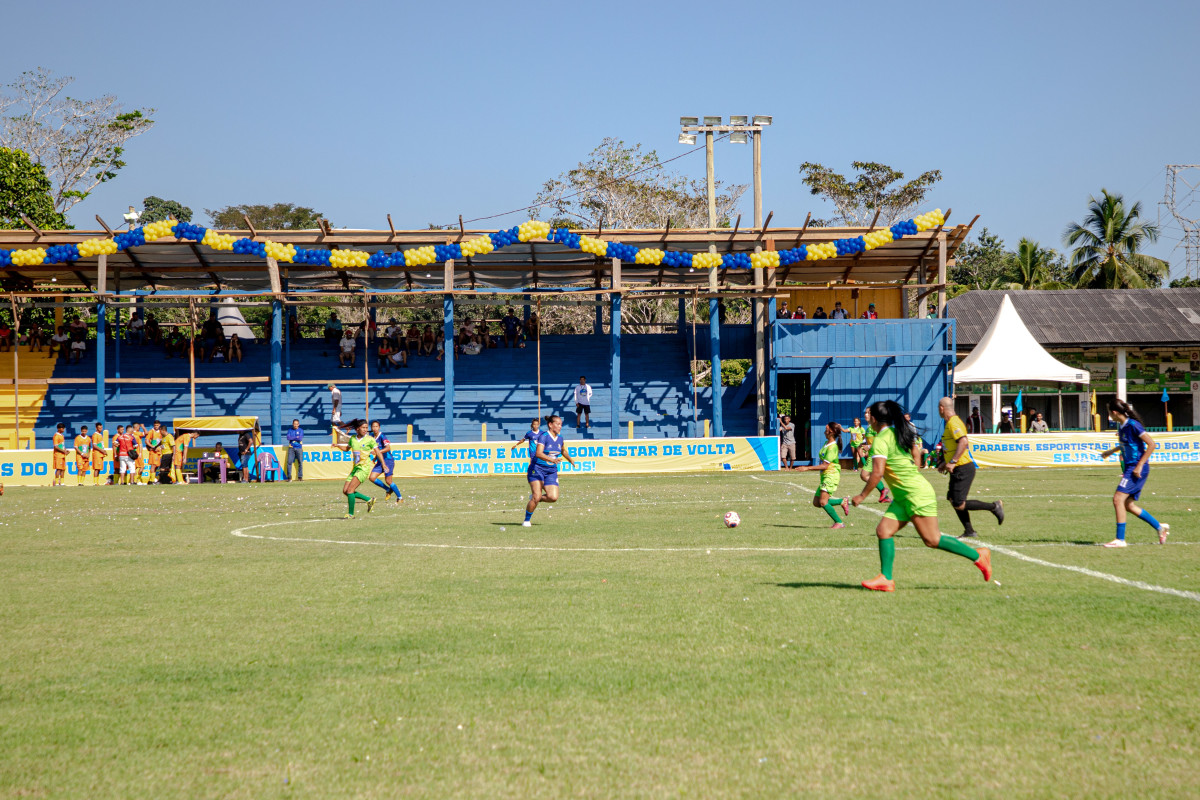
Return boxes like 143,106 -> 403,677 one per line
0,210 -> 945,272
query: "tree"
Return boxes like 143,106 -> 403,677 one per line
1169,276 -> 1200,288
0,146 -> 69,229
1064,190 -> 1168,289
206,203 -> 325,230
141,196 -> 192,224
532,138 -> 747,229
1004,238 -> 1072,290
0,68 -> 155,214
798,161 -> 942,226
949,227 -> 1012,289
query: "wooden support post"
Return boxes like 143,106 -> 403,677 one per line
481,422 -> 487,442
188,298 -> 197,417
765,253 -> 778,433
627,419 -> 633,440
407,423 -> 413,443
9,294 -> 19,447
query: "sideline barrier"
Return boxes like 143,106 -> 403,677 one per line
971,432 -> 1200,468
0,437 -> 780,486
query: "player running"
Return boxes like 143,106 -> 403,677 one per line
796,422 -> 850,528
90,423 -> 108,486
511,417 -> 541,458
936,397 -> 1004,538
52,423 -> 68,486
857,407 -> 892,503
523,414 -> 575,527
847,417 -> 866,470
1100,398 -> 1169,547
852,400 -> 992,592
73,425 -> 91,486
333,419 -> 381,518
368,420 -> 404,503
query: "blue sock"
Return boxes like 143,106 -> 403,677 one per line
372,478 -> 389,493
524,510 -> 533,522
1116,522 -> 1126,541
1136,509 -> 1160,531
390,483 -> 403,499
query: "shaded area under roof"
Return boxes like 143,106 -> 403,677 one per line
0,223 -> 972,293
947,289 -> 1200,349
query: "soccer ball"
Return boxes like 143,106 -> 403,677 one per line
724,511 -> 741,528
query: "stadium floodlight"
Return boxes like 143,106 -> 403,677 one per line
729,132 -> 749,144
729,115 -> 748,126
752,115 -> 773,126
703,116 -> 723,126
678,132 -> 697,145
122,206 -> 140,228
679,116 -> 698,126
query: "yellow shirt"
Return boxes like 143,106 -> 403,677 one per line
941,414 -> 972,467
73,434 -> 91,458
53,432 -> 66,453
161,432 -> 175,455
91,431 -> 106,453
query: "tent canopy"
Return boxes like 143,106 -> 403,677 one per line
173,416 -> 258,434
953,294 -> 1089,385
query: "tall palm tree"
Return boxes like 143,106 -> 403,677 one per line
1063,190 -> 1167,289
1004,238 -> 1072,290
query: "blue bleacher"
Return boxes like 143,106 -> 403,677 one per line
34,333 -> 754,443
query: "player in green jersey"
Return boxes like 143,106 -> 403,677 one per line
847,417 -> 866,470
851,400 -> 992,592
333,419 -> 382,518
797,422 -> 850,528
856,407 -> 892,503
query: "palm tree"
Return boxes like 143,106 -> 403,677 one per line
1063,190 -> 1167,289
1003,238 -> 1072,290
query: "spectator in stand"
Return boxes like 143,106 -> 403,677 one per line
526,312 -> 539,342
1031,412 -> 1050,433
226,333 -> 244,363
405,322 -> 420,354
479,317 -> 495,349
502,308 -> 521,348
0,320 -> 12,352
387,343 -> 408,370
998,411 -> 1014,434
968,407 -> 983,434
68,318 -> 87,363
377,337 -> 393,372
145,313 -> 162,345
574,376 -> 593,428
48,325 -> 69,360
830,301 -> 849,319
812,306 -> 828,320
25,320 -> 45,352
791,306 -> 806,319
458,319 -> 475,347
328,383 -> 343,427
779,415 -> 797,469
338,328 -> 357,368
285,419 -> 304,481
324,313 -> 343,345
127,312 -> 145,344
860,303 -> 879,319
420,324 -> 436,356
200,313 -> 224,363
778,300 -> 789,318
237,427 -> 253,482
288,312 -> 302,343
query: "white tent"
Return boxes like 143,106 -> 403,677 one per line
953,294 -> 1089,429
215,299 -> 255,341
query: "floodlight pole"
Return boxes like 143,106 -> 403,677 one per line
705,131 -> 717,229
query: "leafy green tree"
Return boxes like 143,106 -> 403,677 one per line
1064,190 -> 1167,289
798,161 -> 942,226
1169,276 -> 1200,288
950,227 -> 1012,288
1004,238 -> 1072,290
140,196 -> 192,224
0,147 -> 69,229
206,203 -> 325,230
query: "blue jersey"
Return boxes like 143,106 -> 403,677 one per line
1118,419 -> 1148,470
522,429 -> 539,460
376,433 -> 394,468
532,431 -> 565,471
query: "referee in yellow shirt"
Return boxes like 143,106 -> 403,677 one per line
938,397 -> 1005,539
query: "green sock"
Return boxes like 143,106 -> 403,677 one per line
347,494 -> 355,515
823,502 -> 842,523
936,535 -> 979,561
353,492 -> 373,503
878,538 -> 895,580
876,481 -> 887,494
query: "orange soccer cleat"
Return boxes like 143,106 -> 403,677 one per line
861,574 -> 895,592
974,547 -> 992,582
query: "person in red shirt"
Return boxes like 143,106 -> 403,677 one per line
113,425 -> 135,485
860,303 -> 879,319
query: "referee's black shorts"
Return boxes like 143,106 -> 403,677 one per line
946,461 -> 976,506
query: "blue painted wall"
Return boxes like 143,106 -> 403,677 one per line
772,319 -> 955,462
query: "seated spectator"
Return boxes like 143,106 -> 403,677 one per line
502,308 -> 521,348
288,313 -> 302,343
127,313 -> 145,344
69,318 -> 88,363
812,306 -> 828,320
145,313 -> 162,345
25,320 -> 44,352
406,323 -> 421,354
338,328 -> 356,368
791,306 -> 806,319
0,321 -> 12,352
377,338 -> 393,373
227,333 -> 244,363
830,302 -> 848,319
525,312 -> 539,342
478,318 -> 495,348
421,324 -> 436,356
203,442 -> 232,483
860,303 -> 879,320
458,319 -> 475,347
778,300 -> 789,318
324,313 -> 343,345
387,345 -> 408,370
48,325 -> 69,359
462,337 -> 483,355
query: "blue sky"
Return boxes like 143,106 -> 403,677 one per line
4,0 -> 1197,279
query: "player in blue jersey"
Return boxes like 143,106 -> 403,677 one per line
523,414 -> 575,527
510,417 -> 541,458
369,420 -> 404,504
1099,398 -> 1169,547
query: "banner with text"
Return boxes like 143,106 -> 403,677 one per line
0,437 -> 780,486
971,432 -> 1200,468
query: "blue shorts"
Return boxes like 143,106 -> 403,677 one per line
528,467 -> 559,487
372,461 -> 395,478
1117,466 -> 1149,500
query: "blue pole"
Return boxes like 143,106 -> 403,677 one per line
610,292 -> 621,439
767,296 -> 777,434
113,300 -> 120,398
282,275 -> 291,399
709,298 -> 722,437
270,299 -> 282,445
594,302 -> 603,335
95,298 -> 106,426
444,294 -> 455,442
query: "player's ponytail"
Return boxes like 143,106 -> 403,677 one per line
544,414 -> 561,426
827,422 -> 843,448
868,400 -> 918,453
1106,397 -> 1141,422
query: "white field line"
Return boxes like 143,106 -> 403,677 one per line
751,476 -> 1200,603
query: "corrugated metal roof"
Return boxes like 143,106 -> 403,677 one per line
947,289 -> 1200,348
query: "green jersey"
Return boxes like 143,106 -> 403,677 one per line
349,435 -> 378,465
849,426 -> 866,446
818,441 -> 841,481
869,426 -> 926,499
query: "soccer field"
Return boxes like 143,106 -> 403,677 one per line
2,467 -> 1197,799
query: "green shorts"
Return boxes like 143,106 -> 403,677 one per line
347,463 -> 371,484
819,472 -> 840,495
882,485 -> 939,523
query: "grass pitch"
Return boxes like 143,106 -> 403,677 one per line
1,466 -> 1198,798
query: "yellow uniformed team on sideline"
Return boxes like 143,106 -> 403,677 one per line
50,420 -> 202,486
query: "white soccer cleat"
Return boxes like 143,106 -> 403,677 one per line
1101,539 -> 1128,548
1158,523 -> 1170,545
522,521 -> 532,527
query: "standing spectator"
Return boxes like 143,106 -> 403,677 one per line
285,419 -> 304,481
830,302 -> 849,319
1031,412 -> 1050,433
200,313 -> 224,363
338,328 -> 357,368
68,318 -> 87,363
324,313 -> 343,345
502,308 -> 521,348
860,303 -> 879,319
779,415 -> 797,469
812,306 -> 828,320
0,320 -> 12,352
791,306 -> 806,319
421,324 -> 436,356
237,428 -> 253,482
778,300 -> 789,318
574,376 -> 593,428
327,383 -> 343,427
998,411 -> 1014,434
968,407 -> 983,434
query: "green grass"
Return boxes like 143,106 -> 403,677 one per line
1,466 -> 1198,799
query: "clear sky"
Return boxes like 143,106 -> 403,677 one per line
4,0 -> 1198,279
